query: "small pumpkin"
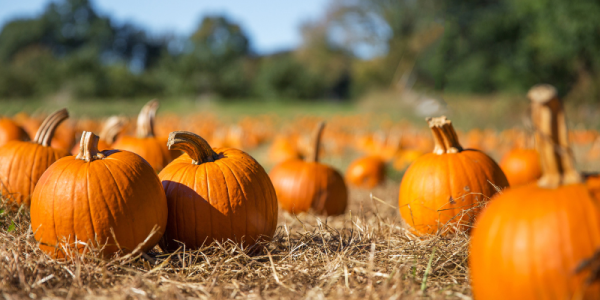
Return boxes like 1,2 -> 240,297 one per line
270,122 -> 348,216
112,100 -> 171,171
499,148 -> 542,186
345,155 -> 386,189
0,109 -> 71,207
470,84 -> 600,299
398,116 -> 509,235
71,116 -> 126,155
0,117 -> 29,147
158,131 -> 278,250
31,131 -> 168,258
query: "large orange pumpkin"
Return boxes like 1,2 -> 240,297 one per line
345,155 -> 386,189
158,131 -> 278,250
30,131 -> 168,258
270,122 -> 348,216
112,100 -> 171,171
470,84 -> 600,299
0,109 -> 71,207
398,116 -> 509,235
0,117 -> 29,147
499,148 -> 542,186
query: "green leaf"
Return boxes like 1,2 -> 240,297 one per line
7,221 -> 15,232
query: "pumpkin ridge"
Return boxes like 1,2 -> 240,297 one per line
49,158 -> 76,250
163,162 -> 188,247
3,142 -> 24,198
218,158 -> 249,241
100,159 -> 136,248
224,157 -> 263,240
85,162 -> 97,248
27,144 -> 43,196
458,152 -> 485,213
215,162 -> 237,242
192,161 -> 200,248
204,163 -> 214,244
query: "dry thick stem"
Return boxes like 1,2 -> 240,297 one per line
33,108 -> 69,147
136,100 -> 159,138
76,131 -> 105,162
427,116 -> 463,155
168,131 -> 219,165
310,122 -> 326,163
528,84 -> 581,188
99,116 -> 126,144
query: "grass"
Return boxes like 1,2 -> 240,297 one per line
0,182 -> 474,299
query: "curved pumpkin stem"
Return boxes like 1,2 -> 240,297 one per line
310,122 -> 325,163
427,116 -> 463,155
528,84 -> 581,188
33,108 -> 69,147
167,131 -> 219,165
136,100 -> 159,138
99,116 -> 126,144
76,131 -> 105,162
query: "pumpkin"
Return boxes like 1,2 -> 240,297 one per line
30,131 -> 168,258
499,148 -> 542,186
112,100 -> 171,171
470,84 -> 600,299
158,131 -> 278,250
0,109 -> 71,207
71,116 -> 126,155
270,122 -> 348,216
398,116 -> 509,235
345,155 -> 386,189
0,117 -> 29,147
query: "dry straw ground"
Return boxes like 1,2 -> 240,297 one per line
0,182 -> 474,300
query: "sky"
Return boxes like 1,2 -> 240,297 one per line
0,0 -> 329,54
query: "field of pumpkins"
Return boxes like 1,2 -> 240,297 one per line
0,85 -> 600,299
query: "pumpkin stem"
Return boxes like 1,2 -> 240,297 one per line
167,131 -> 219,165
136,100 -> 159,138
427,116 -> 463,155
99,116 -> 126,144
528,84 -> 581,188
76,131 -> 105,162
33,108 -> 69,147
310,122 -> 325,163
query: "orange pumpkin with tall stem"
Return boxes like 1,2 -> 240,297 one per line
0,109 -> 71,207
470,84 -> 600,299
112,100 -> 171,171
345,155 -> 386,189
398,116 -> 509,235
270,122 -> 348,216
158,131 -> 278,250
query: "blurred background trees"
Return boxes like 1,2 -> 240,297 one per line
1,0 -> 599,101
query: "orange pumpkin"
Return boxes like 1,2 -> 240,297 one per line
30,132 -> 168,258
270,122 -> 348,216
71,116 -> 126,155
499,148 -> 542,186
345,155 -> 386,189
112,100 -> 171,171
470,84 -> 600,299
158,131 -> 278,250
0,109 -> 71,207
398,116 -> 509,235
0,117 -> 29,147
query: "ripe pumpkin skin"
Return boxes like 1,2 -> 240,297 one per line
0,109 -> 70,207
499,148 -> 542,186
269,122 -> 348,216
30,132 -> 168,258
345,155 -> 386,189
0,118 -> 29,147
399,117 -> 509,236
470,183 -> 600,299
158,131 -> 278,250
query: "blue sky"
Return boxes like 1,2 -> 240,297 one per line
0,0 -> 329,54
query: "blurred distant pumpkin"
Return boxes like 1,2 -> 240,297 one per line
158,131 -> 278,250
345,155 -> 385,189
499,148 -> 542,186
31,131 -> 167,258
112,100 -> 172,171
399,116 -> 509,235
0,118 -> 29,147
270,122 -> 348,216
470,84 -> 600,299
71,116 -> 126,155
0,109 -> 71,207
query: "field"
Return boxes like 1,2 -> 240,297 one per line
1,91 -> 600,299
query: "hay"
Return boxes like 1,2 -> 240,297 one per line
0,182 -> 473,299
